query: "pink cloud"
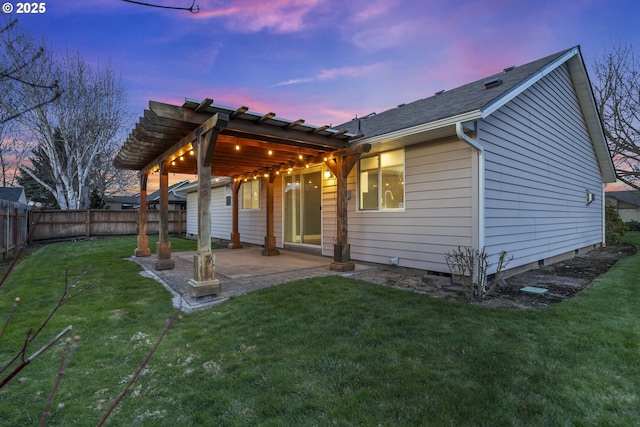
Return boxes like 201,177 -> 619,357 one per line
347,0 -> 398,23
275,63 -> 384,86
190,0 -> 321,33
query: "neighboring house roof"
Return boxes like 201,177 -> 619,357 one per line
147,180 -> 192,203
0,187 -> 26,203
606,191 -> 640,208
180,177 -> 231,194
336,46 -> 616,183
105,195 -> 140,205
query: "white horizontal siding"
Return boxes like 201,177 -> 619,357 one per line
347,139 -> 474,272
238,179 -> 266,246
211,185 -> 232,240
186,192 -> 198,236
322,172 -> 337,256
274,175 -> 283,248
480,63 -> 604,270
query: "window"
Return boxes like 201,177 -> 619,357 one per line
242,179 -> 260,209
225,184 -> 232,207
358,149 -> 405,211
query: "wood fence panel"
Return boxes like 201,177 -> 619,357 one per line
0,200 -> 29,258
29,209 -> 186,242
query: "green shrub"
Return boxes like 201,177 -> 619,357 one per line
606,206 -> 628,244
625,219 -> 640,231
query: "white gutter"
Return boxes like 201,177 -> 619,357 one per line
362,110 -> 482,146
601,183 -> 606,247
456,121 -> 485,251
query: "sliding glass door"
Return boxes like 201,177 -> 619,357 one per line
284,170 -> 321,246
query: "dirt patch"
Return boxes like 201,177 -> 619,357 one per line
349,244 -> 636,309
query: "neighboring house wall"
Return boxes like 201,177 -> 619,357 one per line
211,185 -> 232,239
605,197 -> 640,223
238,180 -> 266,246
480,63 -> 604,270
186,184 -> 235,240
346,139 -> 474,272
186,191 -> 197,236
617,207 -> 640,223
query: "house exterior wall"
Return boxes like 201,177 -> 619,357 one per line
186,186 -> 232,239
211,185 -> 232,239
617,208 -> 640,223
605,197 -> 640,223
480,63 -> 605,271
343,139 -> 475,272
186,177 -> 281,247
186,191 -> 197,235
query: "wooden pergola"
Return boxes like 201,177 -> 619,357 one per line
114,98 -> 369,297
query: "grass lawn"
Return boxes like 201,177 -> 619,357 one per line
0,234 -> 639,426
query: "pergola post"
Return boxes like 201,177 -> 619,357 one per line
228,179 -> 242,249
134,173 -> 151,257
188,129 -> 221,297
325,144 -> 370,272
154,159 -> 175,270
262,171 -> 279,256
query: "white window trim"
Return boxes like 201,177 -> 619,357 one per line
357,149 -> 406,212
241,179 -> 261,210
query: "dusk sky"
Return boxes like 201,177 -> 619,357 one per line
6,0 -> 640,191
12,0 -> 640,128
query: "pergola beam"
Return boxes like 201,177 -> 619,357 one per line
140,112 -> 229,175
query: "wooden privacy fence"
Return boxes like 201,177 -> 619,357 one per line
29,209 -> 186,242
0,200 -> 29,259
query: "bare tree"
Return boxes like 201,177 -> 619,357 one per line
0,122 -> 32,186
0,19 -> 60,125
1,23 -> 132,209
91,143 -> 138,199
592,43 -> 640,190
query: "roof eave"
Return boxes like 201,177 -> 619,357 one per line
355,110 -> 482,148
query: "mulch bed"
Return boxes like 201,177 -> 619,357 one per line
487,243 -> 637,308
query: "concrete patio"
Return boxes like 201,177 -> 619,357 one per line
131,246 -> 375,312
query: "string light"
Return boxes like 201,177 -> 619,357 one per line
299,154 -> 303,160
190,150 -> 194,156
235,144 -> 240,151
179,156 -> 184,161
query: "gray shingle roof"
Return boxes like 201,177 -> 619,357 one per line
336,47 -> 574,139
606,191 -> 640,208
0,187 -> 25,203
147,180 -> 191,203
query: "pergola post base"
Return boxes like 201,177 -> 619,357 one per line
135,248 -> 152,257
188,252 -> 220,297
134,235 -> 152,257
188,278 -> 221,298
330,243 -> 354,272
330,262 -> 355,272
154,241 -> 175,270
262,236 -> 280,256
228,232 -> 243,249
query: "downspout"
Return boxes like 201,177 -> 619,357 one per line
456,121 -> 485,251
601,183 -> 606,247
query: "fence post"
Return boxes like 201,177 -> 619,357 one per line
86,210 -> 90,238
12,206 -> 18,255
4,203 -> 9,257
